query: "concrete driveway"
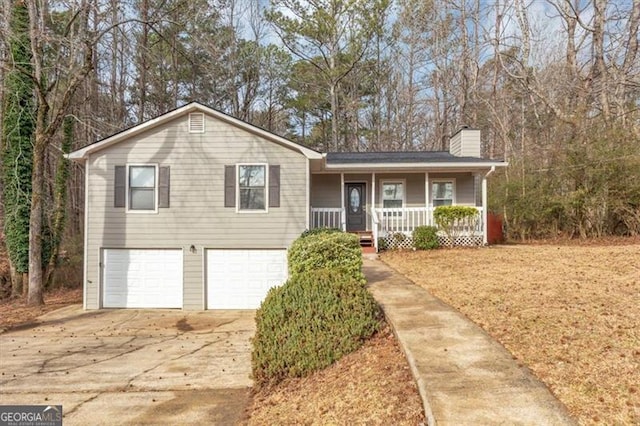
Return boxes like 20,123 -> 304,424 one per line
0,306 -> 255,425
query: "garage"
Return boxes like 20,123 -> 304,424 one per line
103,249 -> 183,308
206,249 -> 288,309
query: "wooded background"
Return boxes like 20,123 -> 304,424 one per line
0,0 -> 639,301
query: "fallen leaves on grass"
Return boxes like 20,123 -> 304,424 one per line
244,325 -> 425,425
383,243 -> 640,426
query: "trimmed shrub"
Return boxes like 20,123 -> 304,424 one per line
299,227 -> 342,239
288,231 -> 364,283
377,237 -> 388,251
251,269 -> 382,386
413,226 -> 439,250
433,205 -> 480,247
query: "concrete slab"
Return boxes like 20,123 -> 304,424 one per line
364,258 -> 576,426
0,306 -> 255,425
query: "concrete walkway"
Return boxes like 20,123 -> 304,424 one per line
364,258 -> 576,426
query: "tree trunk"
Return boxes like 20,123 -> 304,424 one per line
9,264 -> 23,298
330,82 -> 339,151
138,0 -> 149,122
592,0 -> 610,124
27,130 -> 46,306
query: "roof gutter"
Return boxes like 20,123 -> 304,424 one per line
324,161 -> 507,170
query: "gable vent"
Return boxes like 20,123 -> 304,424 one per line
189,113 -> 205,133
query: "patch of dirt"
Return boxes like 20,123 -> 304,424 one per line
0,287 -> 82,331
133,389 -> 251,425
244,326 -> 425,425
382,244 -> 640,426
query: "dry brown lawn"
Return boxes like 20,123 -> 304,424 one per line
244,325 -> 425,425
383,243 -> 640,425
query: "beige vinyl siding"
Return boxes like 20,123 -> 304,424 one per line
449,132 -> 462,156
344,173 -> 371,185
311,174 -> 341,207
449,129 -> 481,157
375,173 -> 425,207
429,172 -> 476,206
85,114 -> 308,310
475,174 -> 482,207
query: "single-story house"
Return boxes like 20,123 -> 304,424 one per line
67,102 -> 507,310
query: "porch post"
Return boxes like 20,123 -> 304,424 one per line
306,159 -> 311,229
371,172 -> 376,223
340,172 -> 345,231
372,172 -> 377,250
482,173 -> 488,245
425,172 -> 430,225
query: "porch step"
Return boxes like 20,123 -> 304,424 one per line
352,231 -> 374,248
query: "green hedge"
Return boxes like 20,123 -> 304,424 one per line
413,226 -> 439,250
251,269 -> 382,386
433,205 -> 480,247
288,230 -> 364,283
299,227 -> 342,238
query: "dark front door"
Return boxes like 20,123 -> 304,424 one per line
346,183 -> 366,231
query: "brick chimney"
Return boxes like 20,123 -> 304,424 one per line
449,127 -> 481,158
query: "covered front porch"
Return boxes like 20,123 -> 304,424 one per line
309,170 -> 492,249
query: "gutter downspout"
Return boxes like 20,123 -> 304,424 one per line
482,166 -> 496,245
83,158 -> 89,309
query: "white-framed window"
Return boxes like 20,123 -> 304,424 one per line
237,163 -> 268,212
431,179 -> 455,207
127,164 -> 158,213
381,180 -> 405,209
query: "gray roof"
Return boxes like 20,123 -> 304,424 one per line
326,151 -> 503,164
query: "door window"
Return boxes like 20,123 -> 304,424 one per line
349,187 -> 361,213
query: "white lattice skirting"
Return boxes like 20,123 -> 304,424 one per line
379,233 -> 483,249
437,235 -> 483,247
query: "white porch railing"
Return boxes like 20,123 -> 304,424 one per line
311,206 -> 484,247
310,207 -> 345,230
372,206 -> 484,237
371,207 -> 483,234
373,207 -> 434,235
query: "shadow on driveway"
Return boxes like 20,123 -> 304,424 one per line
0,306 -> 256,425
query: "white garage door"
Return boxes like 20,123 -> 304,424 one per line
103,249 -> 183,308
206,249 -> 288,309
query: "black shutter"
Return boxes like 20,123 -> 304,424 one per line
269,165 -> 280,208
114,166 -> 126,208
224,165 -> 236,207
159,166 -> 170,208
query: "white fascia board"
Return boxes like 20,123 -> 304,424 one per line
66,105 -> 197,161
324,161 -> 508,170
67,103 -> 323,161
